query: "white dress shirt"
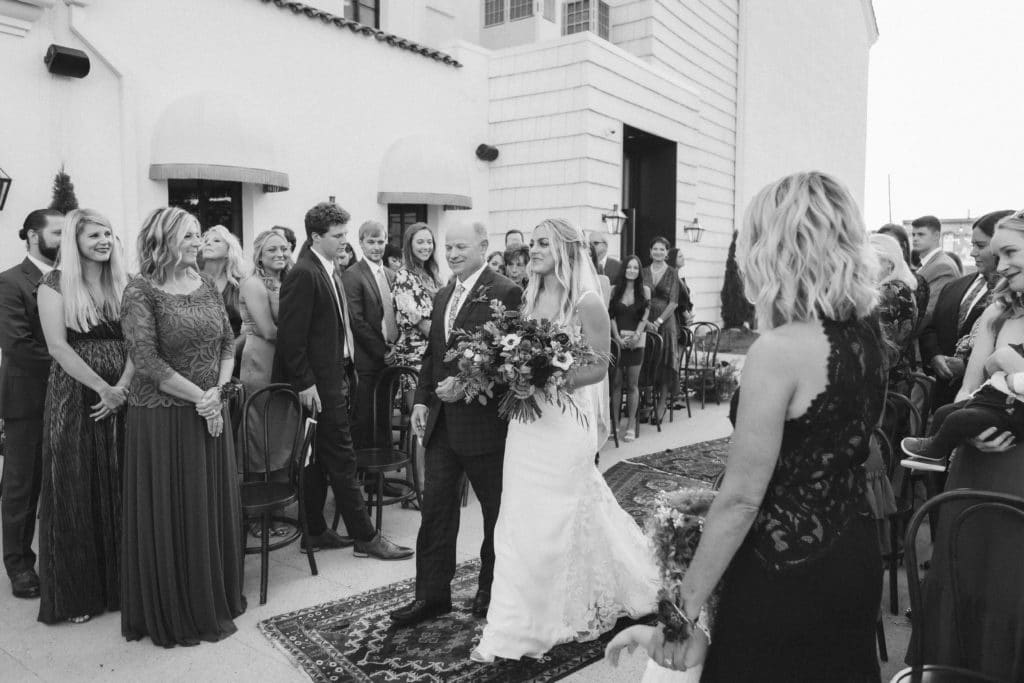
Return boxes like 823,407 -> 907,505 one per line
27,254 -> 54,275
444,262 -> 489,339
918,248 -> 942,269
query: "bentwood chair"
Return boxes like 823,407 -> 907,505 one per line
238,384 -> 317,605
669,326 -> 693,423
334,366 -> 421,534
636,331 -> 664,434
892,489 -> 1024,682
608,338 -> 621,450
679,321 -> 722,416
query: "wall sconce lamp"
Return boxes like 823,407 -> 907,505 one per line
0,168 -> 11,211
601,204 -> 627,235
683,217 -> 704,243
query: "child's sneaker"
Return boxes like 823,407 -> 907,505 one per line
899,437 -> 947,472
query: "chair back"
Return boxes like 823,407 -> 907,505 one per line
239,383 -> 303,482
881,391 -> 924,447
638,331 -> 664,390
907,371 -> 936,420
686,321 -> 721,370
371,365 -> 420,449
609,338 -> 621,375
905,489 -> 1024,679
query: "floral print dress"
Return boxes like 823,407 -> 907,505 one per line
391,266 -> 440,370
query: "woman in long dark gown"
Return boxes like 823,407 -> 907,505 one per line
642,237 -> 680,420
644,172 -> 886,681
36,209 -> 133,624
120,207 -> 245,647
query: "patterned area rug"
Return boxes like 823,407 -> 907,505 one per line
260,438 -> 728,682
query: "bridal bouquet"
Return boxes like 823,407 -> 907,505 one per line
444,298 -> 605,425
647,488 -> 717,643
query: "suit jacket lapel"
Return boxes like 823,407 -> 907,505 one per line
359,260 -> 383,310
21,258 -> 43,287
451,268 -> 495,335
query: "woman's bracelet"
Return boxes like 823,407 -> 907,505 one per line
218,381 -> 242,406
659,599 -> 711,644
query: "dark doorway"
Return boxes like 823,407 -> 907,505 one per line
621,125 -> 676,262
168,179 -> 244,244
387,203 -> 427,250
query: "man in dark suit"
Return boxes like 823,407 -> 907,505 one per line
919,210 -> 1015,410
911,215 -> 961,328
589,230 -> 620,281
0,209 -> 62,598
390,222 -> 522,626
275,203 -> 412,560
341,220 -> 397,450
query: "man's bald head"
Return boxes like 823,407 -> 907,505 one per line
446,222 -> 489,280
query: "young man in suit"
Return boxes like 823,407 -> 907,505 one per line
341,221 -> 397,450
0,209 -> 62,598
919,210 -> 1015,410
390,222 -> 522,627
275,203 -> 412,560
911,215 -> 961,327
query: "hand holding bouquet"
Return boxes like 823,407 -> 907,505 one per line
646,488 -> 716,644
443,298 -> 607,425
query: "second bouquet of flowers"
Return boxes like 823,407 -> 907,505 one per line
444,298 -> 606,425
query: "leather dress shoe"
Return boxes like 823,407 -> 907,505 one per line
390,599 -> 452,627
301,529 -> 355,554
471,590 -> 490,618
353,533 -> 414,560
10,569 -> 40,599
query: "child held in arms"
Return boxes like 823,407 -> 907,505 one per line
902,343 -> 1024,471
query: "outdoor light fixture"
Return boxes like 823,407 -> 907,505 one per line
0,167 -> 11,211
601,204 -> 627,235
683,217 -> 704,243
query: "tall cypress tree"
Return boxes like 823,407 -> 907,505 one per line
48,165 -> 79,214
720,230 -> 754,328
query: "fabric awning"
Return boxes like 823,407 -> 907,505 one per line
377,135 -> 472,209
149,92 -> 289,192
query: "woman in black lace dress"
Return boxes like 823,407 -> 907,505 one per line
647,172 -> 886,681
120,207 -> 245,647
36,209 -> 133,624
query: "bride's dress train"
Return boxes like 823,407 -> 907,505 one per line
471,379 -> 661,661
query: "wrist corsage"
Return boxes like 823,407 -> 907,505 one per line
218,379 -> 243,406
647,488 -> 718,644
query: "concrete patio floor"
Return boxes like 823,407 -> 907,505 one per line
0,396 -> 913,682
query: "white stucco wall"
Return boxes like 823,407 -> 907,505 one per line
0,0 -> 491,269
735,0 -> 877,227
610,0 -> 740,323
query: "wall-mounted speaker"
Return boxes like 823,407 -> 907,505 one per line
44,44 -> 90,79
475,144 -> 499,162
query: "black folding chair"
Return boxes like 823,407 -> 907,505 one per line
637,331 -> 664,433
679,321 -> 722,416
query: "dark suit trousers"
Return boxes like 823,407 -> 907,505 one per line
1,417 -> 43,576
353,366 -> 386,450
415,420 -> 503,603
303,382 -> 375,542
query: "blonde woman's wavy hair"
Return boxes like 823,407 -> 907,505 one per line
251,229 -> 292,288
522,218 -> 601,325
739,171 -> 879,330
869,233 -> 917,290
988,210 -> 1024,332
200,224 -> 246,287
136,207 -> 200,284
59,209 -> 129,332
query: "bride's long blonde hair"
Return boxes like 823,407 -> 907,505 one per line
522,218 -> 601,325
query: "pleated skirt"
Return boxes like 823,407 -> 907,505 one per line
121,405 -> 245,647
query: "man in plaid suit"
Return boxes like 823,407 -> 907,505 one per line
390,222 -> 522,627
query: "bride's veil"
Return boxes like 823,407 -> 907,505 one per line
574,242 -> 612,451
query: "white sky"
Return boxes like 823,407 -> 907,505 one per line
863,0 -> 1023,228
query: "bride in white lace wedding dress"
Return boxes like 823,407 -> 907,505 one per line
470,219 -> 663,665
